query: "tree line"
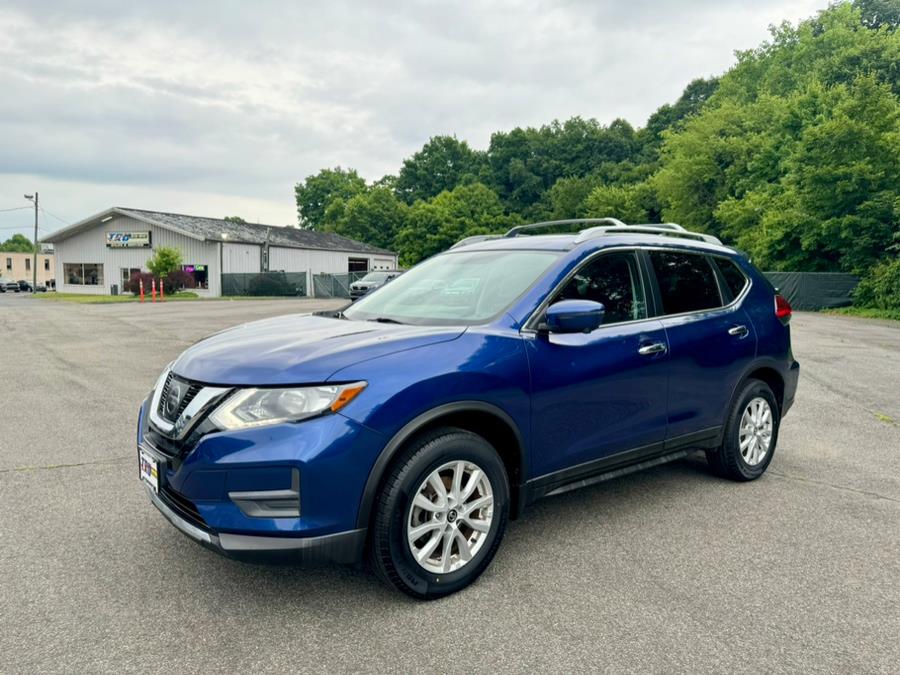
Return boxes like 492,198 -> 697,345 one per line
295,1 -> 899,288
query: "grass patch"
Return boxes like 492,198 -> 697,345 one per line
823,307 -> 900,322
34,291 -> 200,304
873,412 -> 896,426
215,295 -> 310,301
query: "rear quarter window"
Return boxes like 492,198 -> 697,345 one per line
715,258 -> 749,300
649,251 -> 723,315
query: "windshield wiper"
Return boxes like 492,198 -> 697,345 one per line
367,317 -> 405,325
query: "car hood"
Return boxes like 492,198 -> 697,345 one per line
172,314 -> 465,386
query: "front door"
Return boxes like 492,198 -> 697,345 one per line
526,250 -> 670,479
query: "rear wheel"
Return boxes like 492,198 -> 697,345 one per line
369,427 -> 509,599
707,379 -> 780,481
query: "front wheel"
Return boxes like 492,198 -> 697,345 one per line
707,379 -> 780,481
369,427 -> 510,599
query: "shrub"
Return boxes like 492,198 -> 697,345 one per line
146,247 -> 183,278
853,258 -> 900,310
124,271 -> 155,295
164,269 -> 196,294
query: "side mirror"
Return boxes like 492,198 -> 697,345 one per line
542,300 -> 605,334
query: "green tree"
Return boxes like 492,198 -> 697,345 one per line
0,233 -> 37,253
655,4 -> 900,272
395,136 -> 487,204
294,167 -> 367,229
394,183 -> 518,265
584,181 -> 661,223
853,0 -> 900,30
323,187 -> 408,251
223,216 -> 247,224
146,247 -> 183,278
487,117 -> 640,213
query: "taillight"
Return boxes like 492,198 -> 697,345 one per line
774,294 -> 792,324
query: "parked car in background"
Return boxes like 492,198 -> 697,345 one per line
33,283 -> 47,292
349,270 -> 403,299
0,278 -> 20,292
17,280 -> 32,292
137,219 -> 798,599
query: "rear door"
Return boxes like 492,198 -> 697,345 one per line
644,249 -> 757,443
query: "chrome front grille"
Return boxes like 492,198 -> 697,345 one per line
148,368 -> 231,441
157,372 -> 203,422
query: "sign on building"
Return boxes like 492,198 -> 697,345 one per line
106,231 -> 151,248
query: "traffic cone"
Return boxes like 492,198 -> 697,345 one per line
160,280 -> 165,302
151,278 -> 156,303
139,278 -> 145,303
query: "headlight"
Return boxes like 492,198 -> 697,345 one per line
209,381 -> 367,431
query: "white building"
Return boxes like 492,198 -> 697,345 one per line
42,207 -> 398,297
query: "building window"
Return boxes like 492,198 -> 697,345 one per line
121,267 -> 141,289
44,259 -> 50,271
5,258 -> 10,271
25,258 -> 31,271
182,265 -> 208,289
348,258 -> 368,273
64,263 -> 104,286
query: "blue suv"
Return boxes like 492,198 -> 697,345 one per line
138,219 -> 799,598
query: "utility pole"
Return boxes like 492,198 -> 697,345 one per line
264,226 -> 271,272
24,192 -> 38,291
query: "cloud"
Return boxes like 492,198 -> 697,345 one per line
0,0 -> 829,238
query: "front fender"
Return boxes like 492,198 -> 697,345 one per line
328,329 -> 532,529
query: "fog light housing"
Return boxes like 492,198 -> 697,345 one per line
228,468 -> 300,518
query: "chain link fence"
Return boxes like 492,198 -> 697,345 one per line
221,272 -> 308,297
312,272 -> 367,299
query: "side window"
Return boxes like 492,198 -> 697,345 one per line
649,251 -> 722,315
552,251 -> 647,324
715,258 -> 749,300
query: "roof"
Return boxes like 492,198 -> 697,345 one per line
452,232 -> 736,256
41,207 -> 396,256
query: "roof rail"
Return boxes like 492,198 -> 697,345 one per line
449,234 -> 505,249
450,218 -> 722,249
504,218 -> 626,238
573,223 -> 721,245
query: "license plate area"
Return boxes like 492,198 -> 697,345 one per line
139,448 -> 160,494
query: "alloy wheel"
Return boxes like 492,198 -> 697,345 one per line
739,397 -> 774,466
407,461 -> 494,574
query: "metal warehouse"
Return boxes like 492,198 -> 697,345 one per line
42,207 -> 398,297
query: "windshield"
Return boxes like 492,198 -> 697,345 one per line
344,250 -> 559,325
360,272 -> 391,283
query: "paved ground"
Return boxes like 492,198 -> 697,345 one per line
1,295 -> 898,673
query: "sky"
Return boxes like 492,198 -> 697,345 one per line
0,0 -> 830,241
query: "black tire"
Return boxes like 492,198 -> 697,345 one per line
706,378 -> 780,481
369,427 -> 510,599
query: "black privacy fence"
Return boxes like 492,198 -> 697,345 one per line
221,272 -> 308,297
763,272 -> 858,311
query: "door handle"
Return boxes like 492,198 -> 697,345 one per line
638,342 -> 667,356
728,324 -> 749,338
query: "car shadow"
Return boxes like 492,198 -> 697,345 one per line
162,453 -> 722,605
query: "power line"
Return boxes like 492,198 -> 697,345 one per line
0,224 -> 51,232
39,206 -> 71,226
0,206 -> 31,213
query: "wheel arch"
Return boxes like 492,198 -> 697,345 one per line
355,401 -> 528,529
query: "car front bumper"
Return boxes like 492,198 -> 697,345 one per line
137,394 -> 386,564
146,483 -> 366,564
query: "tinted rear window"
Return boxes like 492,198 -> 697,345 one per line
650,251 -> 722,315
716,258 -> 749,300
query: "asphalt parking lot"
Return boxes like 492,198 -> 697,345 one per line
1,295 -> 898,673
